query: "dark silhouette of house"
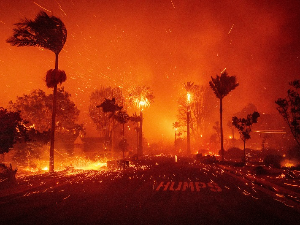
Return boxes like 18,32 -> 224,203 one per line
74,136 -> 111,159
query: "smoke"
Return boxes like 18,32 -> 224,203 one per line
1,0 -> 300,142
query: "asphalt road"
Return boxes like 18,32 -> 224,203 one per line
1,157 -> 300,225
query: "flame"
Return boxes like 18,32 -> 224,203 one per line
281,159 -> 299,168
134,97 -> 150,111
16,156 -> 109,176
187,92 -> 191,104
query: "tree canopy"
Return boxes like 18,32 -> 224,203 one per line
9,88 -> 82,136
89,86 -> 124,134
209,70 -> 239,100
276,80 -> 300,147
232,111 -> 260,142
0,108 -> 27,155
209,70 -> 239,161
232,111 -> 260,162
6,11 -> 67,54
128,86 -> 154,111
46,69 -> 67,88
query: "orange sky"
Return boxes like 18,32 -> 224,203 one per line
1,0 -> 300,143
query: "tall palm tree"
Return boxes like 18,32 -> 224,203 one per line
128,86 -> 154,157
209,70 -> 239,161
7,11 -> 67,172
184,82 -> 194,155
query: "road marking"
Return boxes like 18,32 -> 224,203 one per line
155,181 -> 222,192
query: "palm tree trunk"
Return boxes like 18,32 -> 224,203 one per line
220,98 -> 224,161
187,108 -> 191,155
138,110 -> 143,156
49,53 -> 59,173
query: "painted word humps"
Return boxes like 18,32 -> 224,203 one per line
155,181 -> 222,192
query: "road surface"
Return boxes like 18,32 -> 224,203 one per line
1,156 -> 300,224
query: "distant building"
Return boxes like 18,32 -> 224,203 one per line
73,136 -> 111,159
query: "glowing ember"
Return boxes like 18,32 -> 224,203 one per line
15,156 -> 109,176
74,161 -> 107,170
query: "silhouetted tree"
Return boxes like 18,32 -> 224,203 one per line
9,88 -> 83,140
97,98 -> 125,154
98,98 -> 123,115
229,103 -> 258,146
0,108 -> 27,156
209,70 -> 239,161
184,82 -> 194,155
177,84 -> 210,147
46,69 -> 66,88
128,86 -> 154,156
129,112 -> 142,154
276,80 -> 300,148
89,86 -> 124,147
232,111 -> 260,162
7,11 -> 67,172
173,121 -> 181,150
114,110 -> 130,161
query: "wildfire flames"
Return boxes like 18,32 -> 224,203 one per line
17,156 -> 108,177
281,159 -> 300,168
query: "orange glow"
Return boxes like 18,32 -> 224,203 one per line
16,155 -> 108,176
281,159 -> 299,168
135,97 -> 150,111
1,1 -> 299,145
187,93 -> 191,104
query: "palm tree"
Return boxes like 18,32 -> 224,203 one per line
184,82 -> 194,155
7,11 -> 67,172
209,70 -> 239,161
128,86 -> 154,157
